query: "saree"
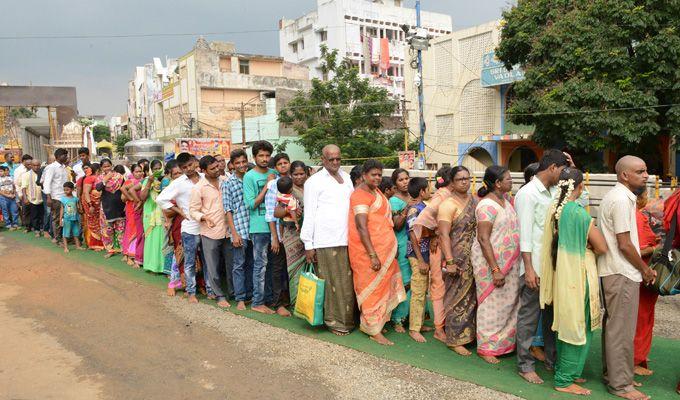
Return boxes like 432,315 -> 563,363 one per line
168,210 -> 185,290
348,188 -> 407,336
633,209 -> 659,367
142,177 -> 170,273
82,174 -> 104,250
122,178 -> 143,260
97,173 -> 125,254
539,201 -> 600,387
470,197 -> 521,356
437,195 -> 477,348
389,195 -> 412,324
281,186 -> 305,305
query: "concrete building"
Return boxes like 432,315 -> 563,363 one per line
127,58 -> 177,139
405,20 -> 536,171
279,0 -> 452,100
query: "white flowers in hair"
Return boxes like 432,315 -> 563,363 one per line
554,179 -> 575,221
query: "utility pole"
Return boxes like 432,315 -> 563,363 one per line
240,101 -> 246,149
416,0 -> 426,170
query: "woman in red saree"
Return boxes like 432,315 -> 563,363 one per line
348,160 -> 406,346
82,163 -> 104,251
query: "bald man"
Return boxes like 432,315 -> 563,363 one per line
598,155 -> 655,400
300,144 -> 357,335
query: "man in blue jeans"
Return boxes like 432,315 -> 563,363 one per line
243,140 -> 277,314
157,153 -> 206,303
223,149 -> 254,310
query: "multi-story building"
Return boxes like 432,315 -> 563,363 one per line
405,20 -> 536,171
127,58 -> 177,140
279,0 -> 452,99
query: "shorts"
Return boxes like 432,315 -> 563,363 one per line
62,220 -> 81,238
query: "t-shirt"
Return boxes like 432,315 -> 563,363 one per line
0,176 -> 15,197
406,202 -> 430,261
60,196 -> 80,222
243,168 -> 276,234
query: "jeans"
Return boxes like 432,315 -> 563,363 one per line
200,236 -> 233,302
265,244 -> 288,307
0,196 -> 19,227
251,233 -> 271,307
232,239 -> 254,302
182,232 -> 202,295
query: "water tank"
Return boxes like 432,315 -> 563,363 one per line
124,138 -> 164,162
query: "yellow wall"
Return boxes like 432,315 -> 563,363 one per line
249,59 -> 283,77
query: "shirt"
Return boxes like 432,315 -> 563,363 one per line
42,161 -> 70,201
264,178 -> 282,236
21,170 -> 42,205
189,177 -> 227,240
221,173 -> 249,240
597,182 -> 642,282
0,176 -> 15,197
300,168 -> 354,250
156,174 -> 202,235
13,164 -> 27,199
72,160 -> 86,181
514,176 -> 556,277
243,168 -> 276,234
60,196 -> 79,222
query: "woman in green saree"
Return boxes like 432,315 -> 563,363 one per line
141,160 -> 170,274
540,168 -> 608,396
388,168 -> 412,332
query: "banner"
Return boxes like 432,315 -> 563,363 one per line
398,150 -> 415,170
175,138 -> 232,158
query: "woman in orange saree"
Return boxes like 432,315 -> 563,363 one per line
348,160 -> 406,346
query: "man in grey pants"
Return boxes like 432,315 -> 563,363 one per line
189,155 -> 232,308
598,156 -> 656,400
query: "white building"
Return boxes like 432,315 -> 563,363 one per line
127,57 -> 177,139
279,0 -> 452,99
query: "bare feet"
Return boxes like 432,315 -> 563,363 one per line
198,287 -> 207,296
420,326 -> 434,332
43,232 -> 51,238
555,384 -> 591,396
575,378 -> 587,384
236,301 -> 246,310
451,345 -> 471,356
251,305 -> 275,314
276,306 -> 291,317
633,381 -> 643,388
530,345 -> 546,362
433,328 -> 446,343
188,294 -> 199,304
63,248 -> 70,253
393,323 -> 406,333
207,294 -> 217,300
34,232 -> 40,238
634,365 -> 654,376
216,300 -> 231,309
480,355 -> 500,364
132,262 -> 141,269
167,287 -> 176,297
613,389 -> 649,400
76,246 -> 84,251
330,328 -> 350,336
103,253 -> 114,259
369,333 -> 394,346
519,371 -> 544,384
51,238 -> 57,244
409,330 -> 427,343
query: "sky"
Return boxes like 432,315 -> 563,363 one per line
0,0 -> 510,116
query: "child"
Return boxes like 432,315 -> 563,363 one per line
60,181 -> 83,252
379,176 -> 395,198
405,177 -> 433,343
0,165 -> 19,230
276,176 -> 300,230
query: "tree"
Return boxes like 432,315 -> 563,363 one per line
114,133 -> 130,157
93,125 -> 111,142
10,107 -> 37,118
278,45 -> 401,164
496,0 -> 680,172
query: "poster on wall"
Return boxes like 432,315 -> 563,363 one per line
398,150 -> 415,170
175,138 -> 232,158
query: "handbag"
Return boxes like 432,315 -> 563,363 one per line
648,214 -> 680,296
293,263 -> 326,326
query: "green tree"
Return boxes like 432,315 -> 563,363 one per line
114,133 -> 130,157
93,125 -> 111,142
278,45 -> 400,163
496,0 -> 680,172
10,107 -> 37,118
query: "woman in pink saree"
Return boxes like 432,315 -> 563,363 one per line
470,165 -> 521,364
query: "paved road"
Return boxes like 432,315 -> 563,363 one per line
0,235 -> 517,400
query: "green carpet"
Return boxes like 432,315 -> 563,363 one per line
7,230 -> 679,399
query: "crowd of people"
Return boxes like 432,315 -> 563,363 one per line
1,143 -> 678,399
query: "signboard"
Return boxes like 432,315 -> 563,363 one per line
175,138 -> 232,158
481,51 -> 525,88
398,151 -> 416,170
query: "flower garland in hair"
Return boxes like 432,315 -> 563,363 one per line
554,179 -> 575,221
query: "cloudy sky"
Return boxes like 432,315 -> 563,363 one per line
0,0 -> 510,116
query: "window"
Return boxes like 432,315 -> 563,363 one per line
366,27 -> 378,37
239,59 -> 250,75
319,30 -> 327,42
300,39 -> 305,50
370,65 -> 379,74
291,43 -> 298,53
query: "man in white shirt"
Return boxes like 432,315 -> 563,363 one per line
300,144 -> 356,335
72,147 -> 90,181
156,153 -> 210,303
514,149 -> 570,384
43,148 -> 70,242
14,154 -> 33,230
598,155 -> 655,400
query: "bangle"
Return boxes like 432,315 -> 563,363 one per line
369,253 -> 377,258
445,259 -> 455,266
491,266 -> 501,274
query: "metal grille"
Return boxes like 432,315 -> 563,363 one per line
459,31 -> 492,73
435,113 -> 455,145
459,79 -> 495,136
434,40 -> 453,88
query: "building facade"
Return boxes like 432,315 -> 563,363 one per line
405,20 -> 538,171
279,0 -> 452,99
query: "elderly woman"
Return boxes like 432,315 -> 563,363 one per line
471,165 -> 521,364
348,159 -> 406,346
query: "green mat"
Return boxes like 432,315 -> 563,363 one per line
6,230 -> 679,399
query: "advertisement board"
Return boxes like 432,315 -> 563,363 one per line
481,51 -> 525,87
398,150 -> 416,170
175,138 -> 232,158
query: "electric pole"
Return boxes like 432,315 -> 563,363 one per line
416,0 -> 426,170
240,101 -> 246,149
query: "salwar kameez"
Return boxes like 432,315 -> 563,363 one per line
390,195 -> 412,324
142,177 -> 169,273
555,284 -> 592,388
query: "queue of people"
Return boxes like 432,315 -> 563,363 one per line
2,143 -> 678,399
